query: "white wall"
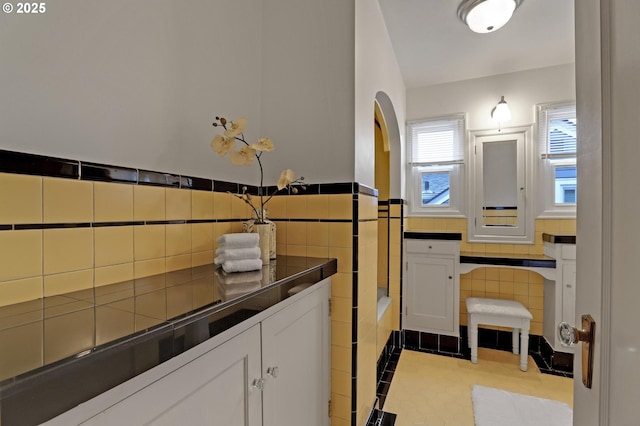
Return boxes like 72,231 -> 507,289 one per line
407,63 -> 575,130
260,0 -> 356,185
0,0 -> 264,184
0,0 -> 363,186
355,0 -> 406,195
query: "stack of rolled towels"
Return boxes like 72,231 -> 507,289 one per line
215,233 -> 263,273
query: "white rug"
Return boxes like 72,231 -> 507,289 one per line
472,385 -> 573,426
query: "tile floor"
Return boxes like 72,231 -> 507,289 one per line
381,348 -> 573,426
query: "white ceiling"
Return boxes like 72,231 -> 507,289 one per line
378,0 -> 575,89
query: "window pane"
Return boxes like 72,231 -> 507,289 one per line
421,172 -> 450,205
548,118 -> 577,156
554,166 -> 577,204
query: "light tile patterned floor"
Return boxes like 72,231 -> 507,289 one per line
382,348 -> 573,426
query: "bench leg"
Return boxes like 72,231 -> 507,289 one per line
469,320 -> 478,364
512,328 -> 519,355
520,324 -> 529,372
467,313 -> 471,348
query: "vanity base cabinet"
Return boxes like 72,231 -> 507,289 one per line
45,279 -> 331,426
403,240 -> 460,337
543,242 -> 576,353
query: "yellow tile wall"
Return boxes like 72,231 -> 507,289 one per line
406,217 -> 576,336
0,176 -> 377,426
273,193 -> 356,425
0,180 -> 253,308
356,195 -> 378,426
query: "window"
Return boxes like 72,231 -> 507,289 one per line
407,115 -> 465,215
537,103 -> 577,217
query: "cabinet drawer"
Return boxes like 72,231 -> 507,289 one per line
405,239 -> 459,256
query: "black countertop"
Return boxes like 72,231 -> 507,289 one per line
542,233 -> 576,244
404,232 -> 462,241
0,256 -> 337,426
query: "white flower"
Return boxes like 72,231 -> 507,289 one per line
224,118 -> 247,138
250,137 -> 275,152
230,146 -> 256,165
277,169 -> 295,190
210,135 -> 233,156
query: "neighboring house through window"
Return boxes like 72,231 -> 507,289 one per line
407,114 -> 465,216
537,102 -> 577,216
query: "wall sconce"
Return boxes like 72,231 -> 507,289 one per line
491,96 -> 511,131
458,0 -> 524,34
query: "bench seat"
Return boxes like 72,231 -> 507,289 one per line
466,297 -> 533,371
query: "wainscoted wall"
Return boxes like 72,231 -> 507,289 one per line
405,217 -> 576,337
0,149 -> 380,426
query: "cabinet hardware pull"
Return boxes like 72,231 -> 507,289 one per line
266,366 -> 279,378
251,378 -> 265,391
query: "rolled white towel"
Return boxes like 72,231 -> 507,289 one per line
216,233 -> 259,249
214,247 -> 261,264
221,258 -> 263,273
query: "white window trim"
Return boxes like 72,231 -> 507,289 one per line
536,102 -> 577,218
406,114 -> 466,217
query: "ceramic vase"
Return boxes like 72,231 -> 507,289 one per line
253,223 -> 271,265
243,209 -> 277,259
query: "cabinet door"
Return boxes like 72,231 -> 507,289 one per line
404,254 -> 455,333
261,284 -> 330,426
82,325 -> 263,426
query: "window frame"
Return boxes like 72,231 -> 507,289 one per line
536,102 -> 577,218
406,114 -> 466,217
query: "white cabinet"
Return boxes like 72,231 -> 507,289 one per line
404,239 -> 460,337
543,242 -> 576,353
262,284 -> 330,426
81,325 -> 264,426
46,279 -> 331,426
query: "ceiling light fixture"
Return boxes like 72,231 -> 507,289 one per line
458,0 -> 524,34
491,96 -> 511,131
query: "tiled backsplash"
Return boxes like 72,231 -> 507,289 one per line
0,149 -> 357,309
0,149 -> 382,426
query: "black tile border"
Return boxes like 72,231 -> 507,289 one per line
138,170 -> 184,188
81,162 -> 137,184
460,254 -> 556,269
404,231 -> 463,241
401,327 -> 574,377
0,149 -> 79,179
0,149 -> 373,197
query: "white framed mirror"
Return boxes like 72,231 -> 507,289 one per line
467,125 -> 534,243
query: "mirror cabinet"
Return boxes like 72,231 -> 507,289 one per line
467,126 -> 534,243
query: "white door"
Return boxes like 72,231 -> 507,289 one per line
261,283 -> 330,426
81,325 -> 263,426
574,1 -> 640,424
404,254 -> 455,333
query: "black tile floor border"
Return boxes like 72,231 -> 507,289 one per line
366,408 -> 397,426
401,328 -> 574,378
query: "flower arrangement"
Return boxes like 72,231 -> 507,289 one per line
210,116 -> 305,223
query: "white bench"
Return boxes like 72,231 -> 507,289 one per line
465,297 -> 533,372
